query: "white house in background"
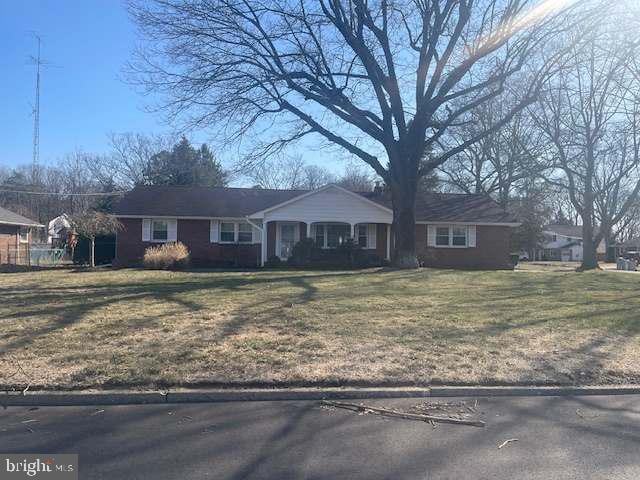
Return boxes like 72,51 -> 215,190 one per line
47,214 -> 72,245
536,224 -> 606,262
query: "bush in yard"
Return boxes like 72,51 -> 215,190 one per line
264,255 -> 283,268
287,238 -> 318,266
143,242 -> 190,270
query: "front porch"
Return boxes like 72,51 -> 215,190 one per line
260,221 -> 391,265
249,184 -> 395,266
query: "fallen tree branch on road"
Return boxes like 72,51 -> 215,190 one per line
320,400 -> 486,427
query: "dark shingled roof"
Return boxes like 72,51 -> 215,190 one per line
113,185 -> 307,218
114,185 -> 517,224
0,206 -> 42,227
361,191 -> 518,223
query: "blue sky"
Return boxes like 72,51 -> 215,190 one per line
1,1 -> 357,180
1,1 -> 196,169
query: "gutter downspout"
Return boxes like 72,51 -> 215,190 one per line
245,216 -> 263,267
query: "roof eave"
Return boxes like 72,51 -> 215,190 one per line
0,220 -> 45,228
416,220 -> 521,227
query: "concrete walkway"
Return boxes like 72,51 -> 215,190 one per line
1,395 -> 639,479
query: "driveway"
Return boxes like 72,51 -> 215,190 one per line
1,395 -> 639,479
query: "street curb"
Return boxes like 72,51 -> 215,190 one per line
2,385 -> 640,407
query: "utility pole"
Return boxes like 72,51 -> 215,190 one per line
30,35 -> 43,182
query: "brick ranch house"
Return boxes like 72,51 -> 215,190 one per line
0,206 -> 43,265
113,184 -> 519,269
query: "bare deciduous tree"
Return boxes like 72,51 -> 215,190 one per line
105,132 -> 175,188
532,17 -> 640,269
70,211 -> 122,268
438,93 -> 541,207
249,155 -> 335,189
128,0 -> 580,267
594,120 -> 640,261
336,163 -> 378,192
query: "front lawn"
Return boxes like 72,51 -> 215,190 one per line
1,268 -> 639,390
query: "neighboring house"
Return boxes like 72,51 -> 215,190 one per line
536,224 -> 606,262
621,237 -> 640,253
0,206 -> 43,265
113,184 -> 520,269
47,213 -> 72,247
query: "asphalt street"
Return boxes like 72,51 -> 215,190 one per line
1,394 -> 639,479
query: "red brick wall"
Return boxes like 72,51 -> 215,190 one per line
115,218 -> 513,269
115,218 -> 260,267
415,224 -> 514,269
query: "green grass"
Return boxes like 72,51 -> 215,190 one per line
1,267 -> 639,390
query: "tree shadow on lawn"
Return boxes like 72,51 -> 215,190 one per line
0,270 -> 363,356
2,267 -> 638,388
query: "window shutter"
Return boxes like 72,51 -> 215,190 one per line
210,220 -> 219,243
368,224 -> 377,249
167,219 -> 178,242
468,225 -> 477,247
142,219 -> 151,242
427,225 -> 436,247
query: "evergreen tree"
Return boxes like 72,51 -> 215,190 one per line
143,137 -> 227,187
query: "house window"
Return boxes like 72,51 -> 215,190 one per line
313,223 -> 351,248
433,225 -> 468,247
220,222 -> 235,242
314,224 -> 325,246
452,226 -> 468,246
436,226 -> 450,246
152,220 -> 168,241
357,225 -> 368,248
18,227 -> 29,243
326,224 -> 350,248
238,223 -> 253,243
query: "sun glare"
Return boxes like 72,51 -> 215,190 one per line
478,0 -> 575,50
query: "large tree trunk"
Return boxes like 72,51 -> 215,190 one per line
581,189 -> 598,270
580,147 -> 599,271
390,176 -> 419,269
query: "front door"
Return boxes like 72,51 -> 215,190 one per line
279,223 -> 297,260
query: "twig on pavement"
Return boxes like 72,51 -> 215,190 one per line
320,400 -> 486,427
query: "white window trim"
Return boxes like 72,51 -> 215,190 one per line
237,223 -> 254,244
431,225 -> 470,249
218,221 -> 254,244
219,222 -> 237,244
18,227 -> 29,244
151,219 -> 169,243
143,218 -> 177,243
311,223 -> 352,249
357,224 -> 368,248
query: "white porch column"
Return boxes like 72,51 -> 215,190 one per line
261,220 -> 268,266
351,223 -> 357,239
306,221 -> 311,239
386,224 -> 391,260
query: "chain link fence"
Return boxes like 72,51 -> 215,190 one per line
1,244 -> 66,266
